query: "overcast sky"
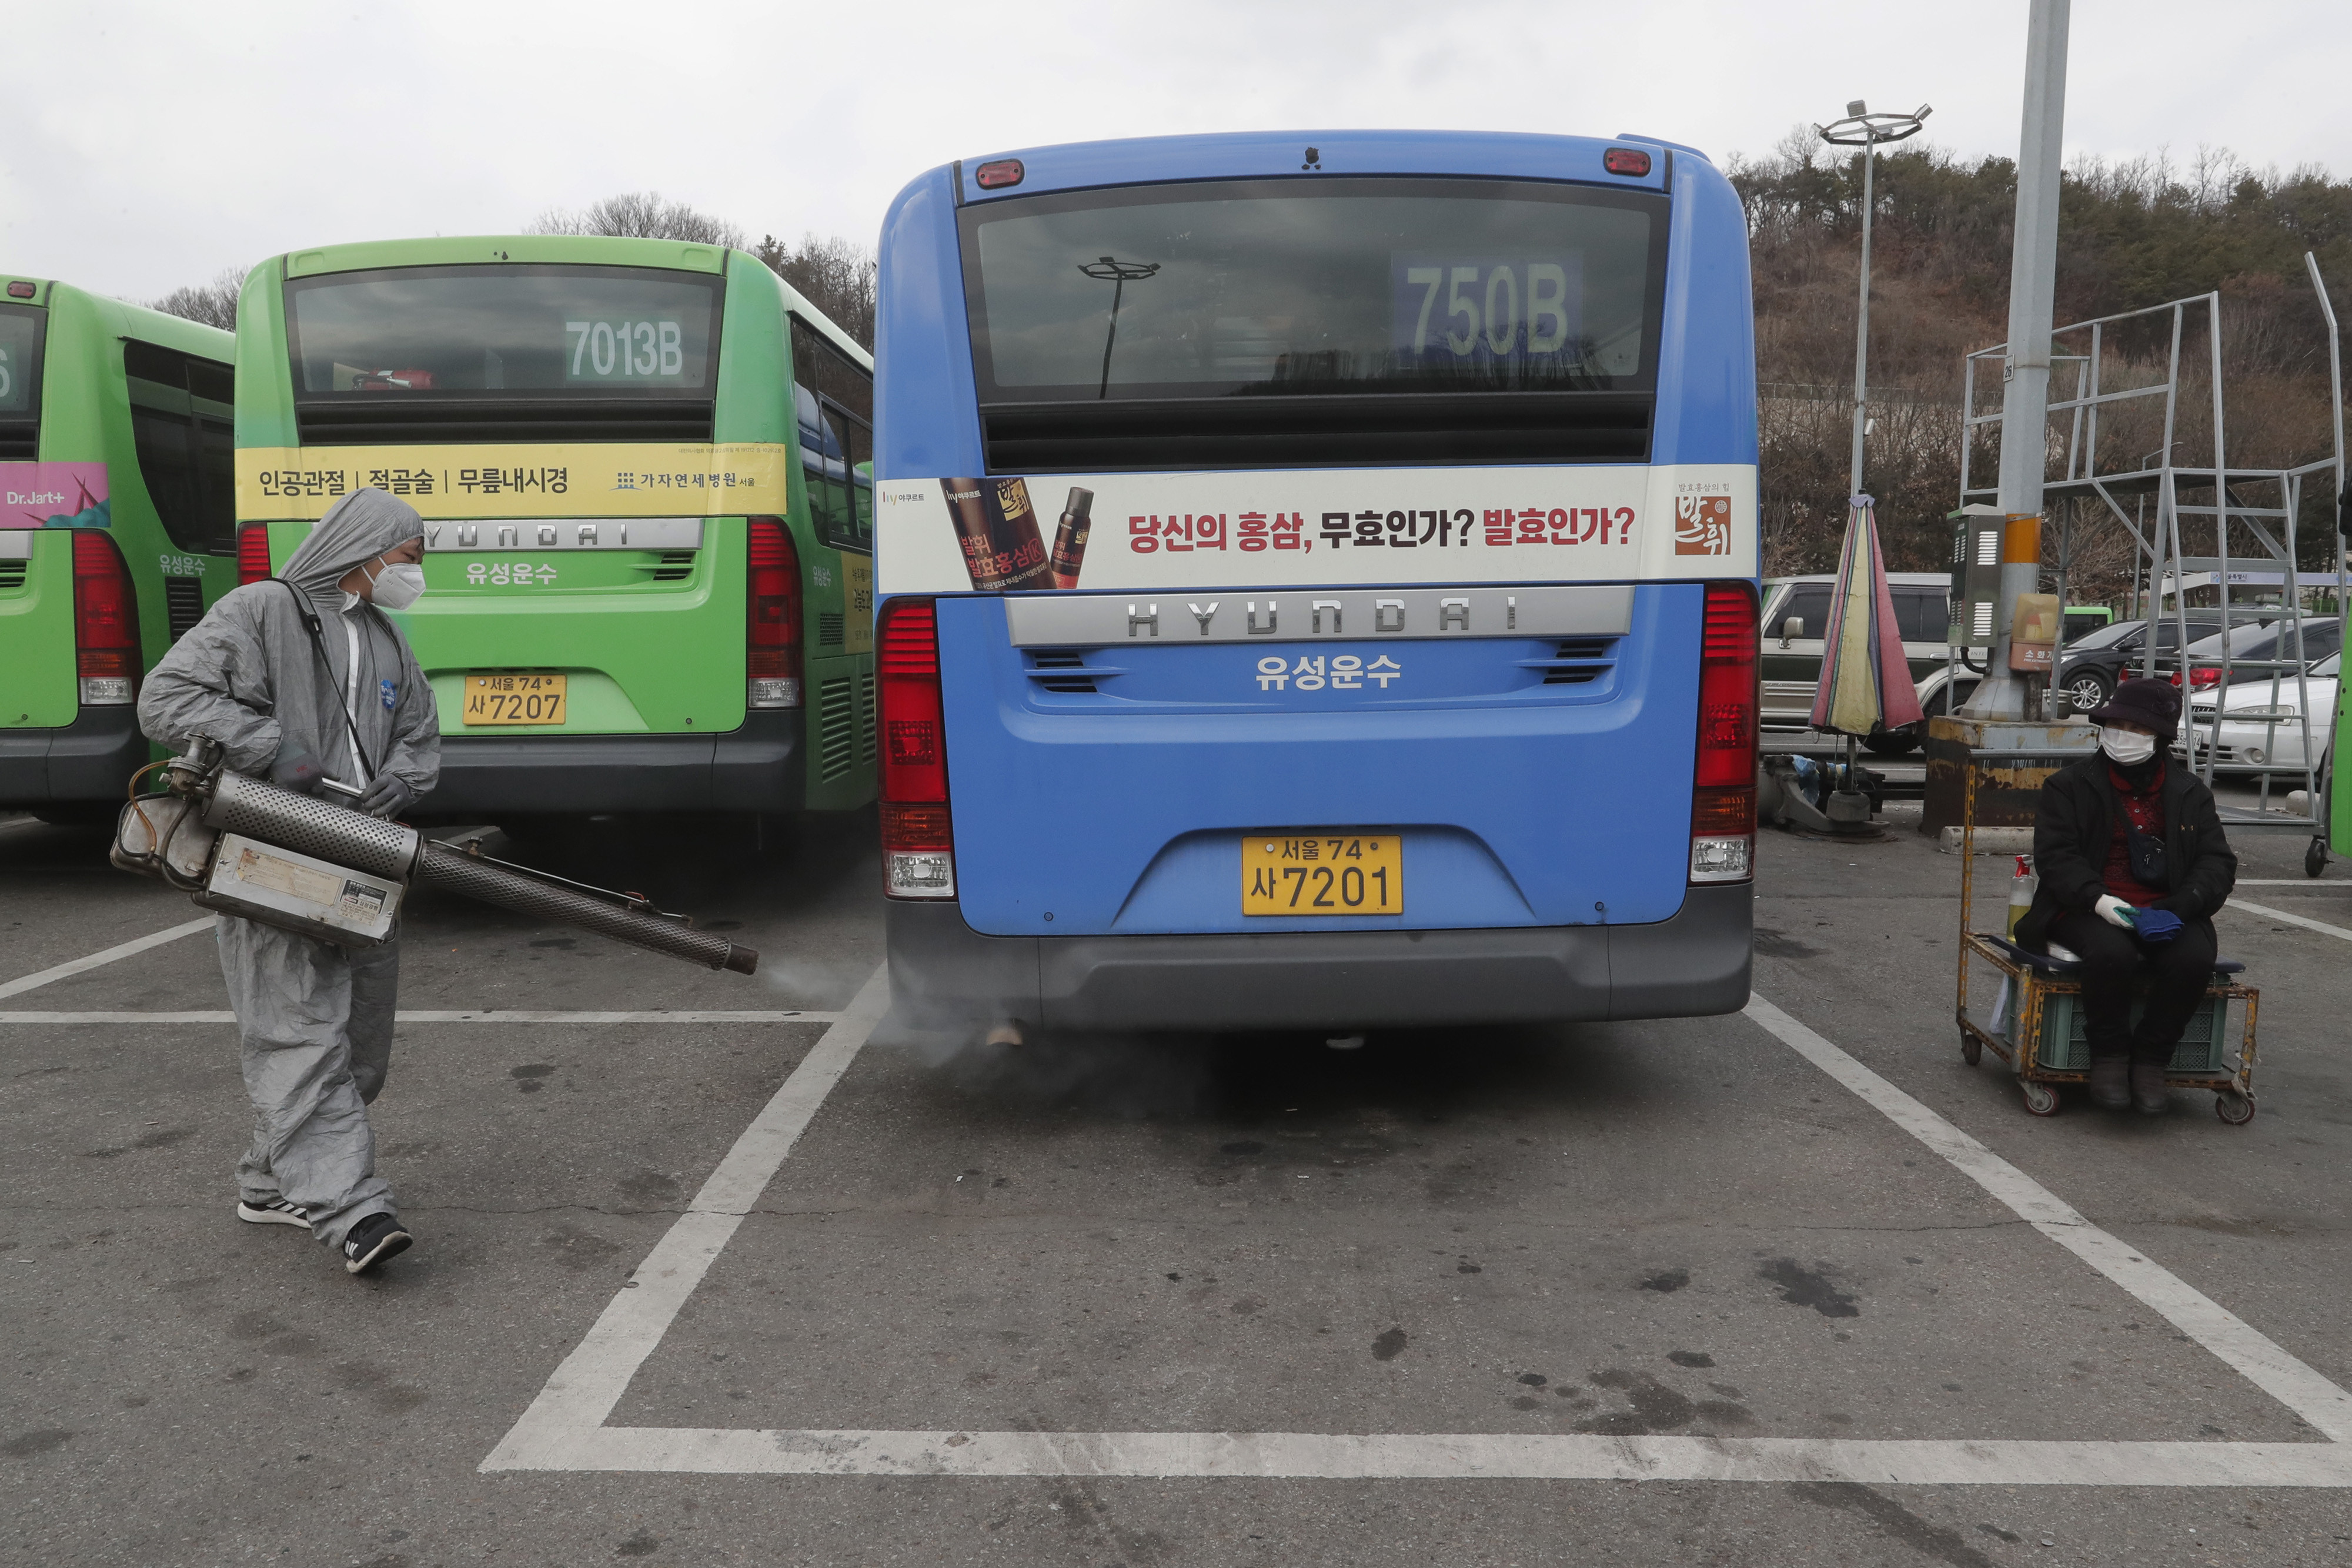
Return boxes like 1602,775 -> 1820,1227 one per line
6,0 -> 2347,303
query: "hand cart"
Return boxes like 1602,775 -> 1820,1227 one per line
1953,748 -> 2259,1122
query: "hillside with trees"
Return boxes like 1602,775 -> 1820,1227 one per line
146,192 -> 878,352
1730,133 -> 2352,595
142,161 -> 2349,603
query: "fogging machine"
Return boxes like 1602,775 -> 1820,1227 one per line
112,740 -> 759,974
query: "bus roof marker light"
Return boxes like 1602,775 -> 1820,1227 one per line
1602,148 -> 1652,178
6,281 -> 33,299
974,159 -> 1025,190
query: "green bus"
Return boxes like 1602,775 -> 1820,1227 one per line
2,276 -> 238,821
2325,682 -> 2345,870
232,236 -> 876,834
2062,604 -> 2115,643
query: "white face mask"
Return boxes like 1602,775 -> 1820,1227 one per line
2098,726 -> 2157,765
365,560 -> 427,610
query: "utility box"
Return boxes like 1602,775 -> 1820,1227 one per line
1947,507 -> 2007,646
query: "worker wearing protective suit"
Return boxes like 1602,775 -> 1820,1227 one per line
137,487 -> 439,1275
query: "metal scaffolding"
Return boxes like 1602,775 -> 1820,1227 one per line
1957,256 -> 2348,839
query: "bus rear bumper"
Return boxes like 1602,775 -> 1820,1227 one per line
880,883 -> 1753,1039
0,707 -> 149,808
414,710 -> 804,819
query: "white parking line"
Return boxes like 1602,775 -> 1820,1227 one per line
0,1009 -> 841,1025
1745,996 -> 2352,1443
2227,898 -> 2352,943
509,1429 -> 2352,1485
482,982 -> 2352,1483
0,916 -> 214,1002
486,966 -> 891,1469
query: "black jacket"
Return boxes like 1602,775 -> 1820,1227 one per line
2014,756 -> 2237,951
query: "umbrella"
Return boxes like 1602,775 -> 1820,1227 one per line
1812,493 -> 1925,740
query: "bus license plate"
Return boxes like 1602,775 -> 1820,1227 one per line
462,673 -> 567,727
1241,834 -> 1401,916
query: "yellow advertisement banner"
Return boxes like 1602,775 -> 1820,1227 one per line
236,443 -> 792,521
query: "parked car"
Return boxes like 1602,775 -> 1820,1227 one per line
2169,617 -> 2343,694
2179,650 -> 2338,777
1759,573 -> 1966,755
2056,613 -> 2237,712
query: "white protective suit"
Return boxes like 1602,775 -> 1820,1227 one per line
136,488 -> 440,1249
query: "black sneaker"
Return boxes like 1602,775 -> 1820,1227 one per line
343,1212 -> 413,1275
237,1196 -> 310,1229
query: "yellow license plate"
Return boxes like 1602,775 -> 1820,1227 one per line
1242,833 -> 1402,916
462,672 -> 567,727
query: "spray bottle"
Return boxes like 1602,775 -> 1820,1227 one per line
2007,854 -> 2037,939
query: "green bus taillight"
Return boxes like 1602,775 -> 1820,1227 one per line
746,516 -> 803,710
237,522 -> 273,586
72,530 -> 141,706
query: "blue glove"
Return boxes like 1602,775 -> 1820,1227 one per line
2133,908 -> 2183,943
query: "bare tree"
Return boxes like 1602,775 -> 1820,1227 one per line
754,232 -> 877,349
148,266 -> 245,332
531,192 -> 744,248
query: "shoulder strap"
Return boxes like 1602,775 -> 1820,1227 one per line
277,579 -> 379,783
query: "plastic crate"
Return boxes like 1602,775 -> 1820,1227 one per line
2019,985 -> 2236,1074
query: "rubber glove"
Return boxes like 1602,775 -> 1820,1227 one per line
356,774 -> 416,820
2094,894 -> 2137,930
2133,908 -> 2184,943
269,747 -> 326,794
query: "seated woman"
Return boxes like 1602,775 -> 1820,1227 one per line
2013,678 -> 2237,1114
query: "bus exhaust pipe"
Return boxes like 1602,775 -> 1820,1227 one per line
113,742 -> 759,975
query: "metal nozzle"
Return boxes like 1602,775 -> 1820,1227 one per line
415,841 -> 758,974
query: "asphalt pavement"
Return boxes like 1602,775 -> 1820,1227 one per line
6,801 -> 2352,1566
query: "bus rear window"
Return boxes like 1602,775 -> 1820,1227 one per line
964,178 -> 1665,403
0,303 -> 44,424
285,265 -> 723,399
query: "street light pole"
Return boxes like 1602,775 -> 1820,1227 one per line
1960,0 -> 2071,720
1851,142 -> 1875,496
1817,101 -> 1932,500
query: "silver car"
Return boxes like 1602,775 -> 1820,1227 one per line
1759,572 -> 1971,755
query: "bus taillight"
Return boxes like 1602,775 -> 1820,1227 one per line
236,523 -> 273,586
878,598 -> 955,900
1690,580 -> 1757,883
72,530 -> 141,706
746,517 -> 804,710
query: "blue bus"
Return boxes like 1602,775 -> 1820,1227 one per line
870,131 -> 1758,1038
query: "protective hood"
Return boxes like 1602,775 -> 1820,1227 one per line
280,487 -> 427,607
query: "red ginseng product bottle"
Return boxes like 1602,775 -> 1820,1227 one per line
1049,486 -> 1094,589
943,476 -> 1054,591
